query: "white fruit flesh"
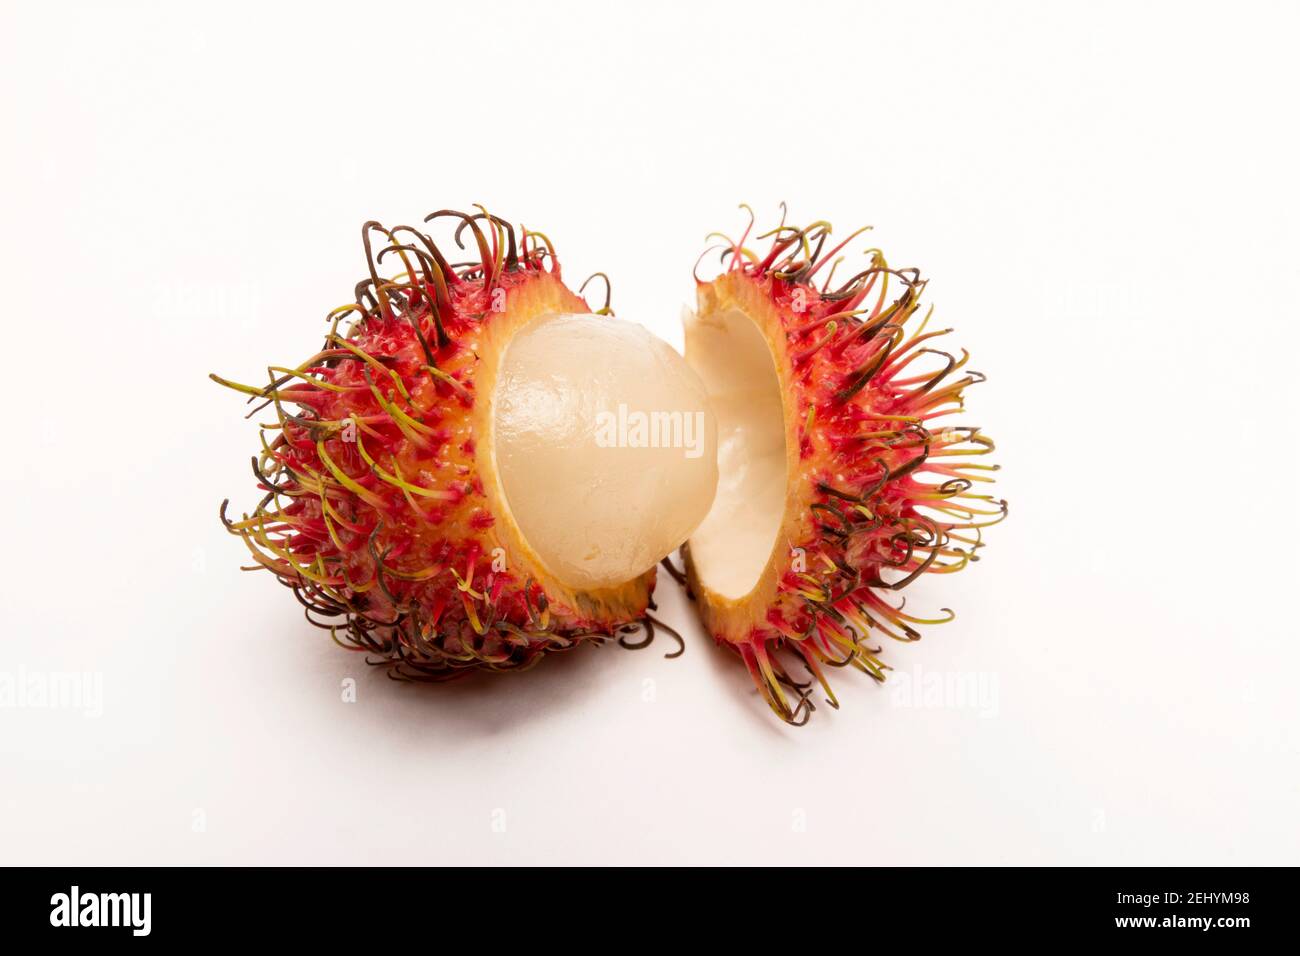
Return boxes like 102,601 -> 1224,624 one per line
683,306 -> 788,600
494,313 -> 719,591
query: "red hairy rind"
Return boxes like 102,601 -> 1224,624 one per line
685,205 -> 1005,724
215,209 -> 658,681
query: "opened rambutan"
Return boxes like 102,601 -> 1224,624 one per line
675,206 -> 1005,724
214,208 -> 716,680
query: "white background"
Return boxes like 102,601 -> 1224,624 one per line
3,0 -> 1297,865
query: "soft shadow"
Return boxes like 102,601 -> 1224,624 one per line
316,625 -> 679,745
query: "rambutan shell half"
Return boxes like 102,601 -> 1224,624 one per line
679,210 -> 1006,724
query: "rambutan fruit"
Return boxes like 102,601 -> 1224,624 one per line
214,208 -> 716,680
676,206 -> 1005,724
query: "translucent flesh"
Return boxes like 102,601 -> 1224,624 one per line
494,314 -> 719,591
683,307 -> 787,601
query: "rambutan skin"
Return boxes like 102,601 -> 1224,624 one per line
216,212 -> 656,682
682,210 -> 1005,723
